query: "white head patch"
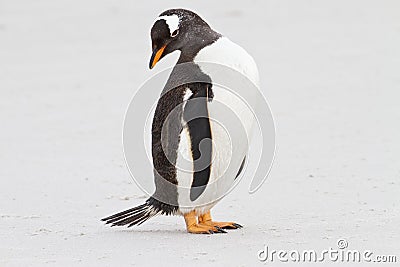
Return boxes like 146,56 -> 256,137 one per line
155,14 -> 180,36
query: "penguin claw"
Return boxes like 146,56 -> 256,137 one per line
232,223 -> 243,229
207,227 -> 227,234
214,226 -> 227,233
218,222 -> 243,229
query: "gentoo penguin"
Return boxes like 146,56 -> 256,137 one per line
102,9 -> 260,234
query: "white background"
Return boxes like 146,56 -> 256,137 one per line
1,0 -> 399,266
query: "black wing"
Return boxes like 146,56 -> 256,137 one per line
183,82 -> 213,201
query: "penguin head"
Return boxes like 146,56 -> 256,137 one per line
149,9 -> 216,69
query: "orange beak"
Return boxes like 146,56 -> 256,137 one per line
149,45 -> 166,69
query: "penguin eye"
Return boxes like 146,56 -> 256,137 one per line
171,29 -> 179,37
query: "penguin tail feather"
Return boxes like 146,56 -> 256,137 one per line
101,197 -> 161,227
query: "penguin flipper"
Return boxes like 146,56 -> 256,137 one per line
183,83 -> 213,202
235,156 -> 246,180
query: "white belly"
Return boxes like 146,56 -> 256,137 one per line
176,37 -> 260,214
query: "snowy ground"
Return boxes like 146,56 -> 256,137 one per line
1,0 -> 400,266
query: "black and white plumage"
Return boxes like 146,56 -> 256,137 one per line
102,9 -> 259,234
